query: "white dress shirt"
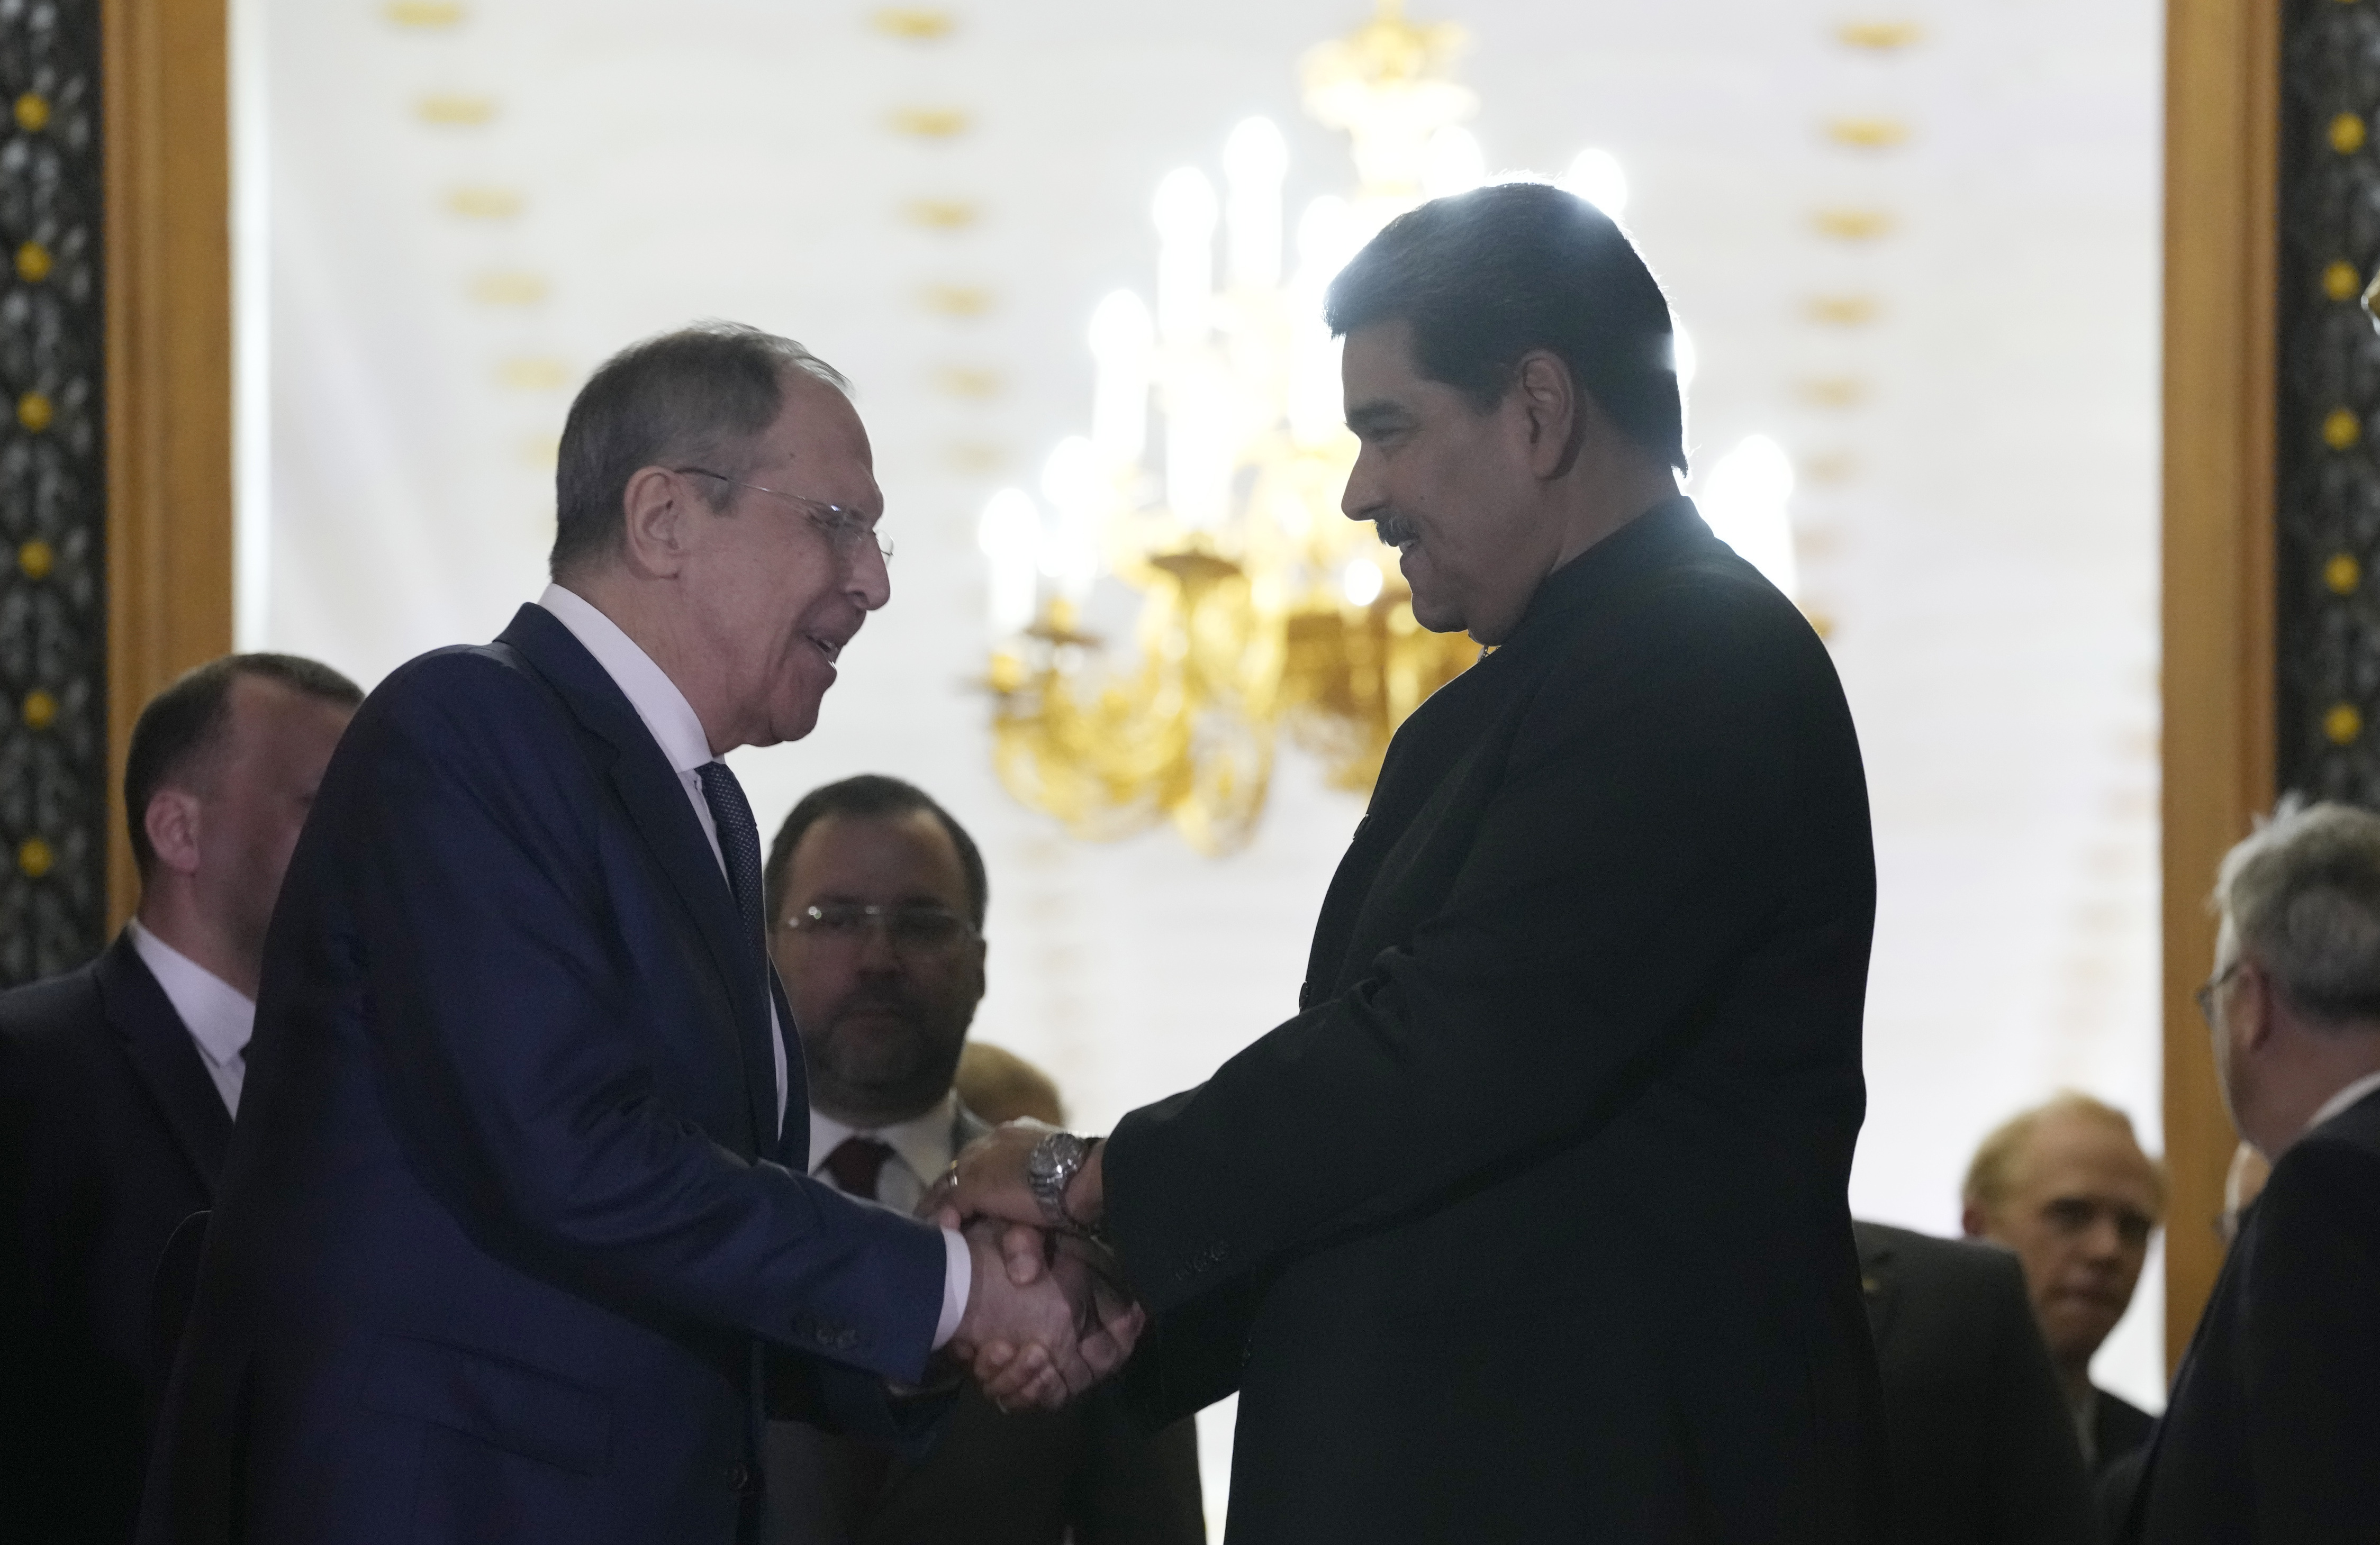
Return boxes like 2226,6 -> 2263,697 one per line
126,919 -> 254,1116
537,584 -> 970,1346
809,1091 -> 961,1215
2307,1067 -> 2380,1133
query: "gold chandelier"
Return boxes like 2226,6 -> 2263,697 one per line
978,2 -> 1489,856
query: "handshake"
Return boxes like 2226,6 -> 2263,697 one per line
921,1121 -> 1143,1414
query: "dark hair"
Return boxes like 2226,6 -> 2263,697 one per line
549,321 -> 852,578
764,774 -> 989,930
1324,181 -> 1687,472
124,653 -> 364,877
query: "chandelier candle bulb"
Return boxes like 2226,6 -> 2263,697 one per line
1040,437 -> 1106,603
1154,169 -> 1220,345
1224,117 -> 1290,289
1561,148 -> 1630,217
1418,125 -> 1486,198
978,488 -> 1045,635
1088,291 -> 1155,466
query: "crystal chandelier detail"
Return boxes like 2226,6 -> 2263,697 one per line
976,3 -> 1509,856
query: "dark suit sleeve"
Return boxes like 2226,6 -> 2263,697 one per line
342,656 -> 946,1383
2241,1133 -> 2380,1539
1106,576 -> 1854,1312
1069,1396 -> 1206,1545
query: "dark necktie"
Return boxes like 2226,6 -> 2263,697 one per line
822,1136 -> 896,1202
695,760 -> 768,966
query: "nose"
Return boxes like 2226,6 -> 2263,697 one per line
854,919 -> 903,972
849,538 -> 891,611
1341,445 -> 1387,525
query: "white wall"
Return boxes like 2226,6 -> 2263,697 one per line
246,1 -> 2170,1515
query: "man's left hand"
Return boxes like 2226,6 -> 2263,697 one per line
927,1120 -> 1106,1234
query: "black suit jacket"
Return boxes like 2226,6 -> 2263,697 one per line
2125,1085 -> 2380,1543
1105,499 -> 1889,1543
2092,1387 -> 2153,1478
765,1107 -> 1204,1545
0,932 -> 232,1543
139,606 -> 951,1545
1853,1221 -> 2095,1545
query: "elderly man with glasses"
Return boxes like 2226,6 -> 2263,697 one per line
2116,798 -> 2380,1543
140,324 -> 1136,1545
756,773 -> 1203,1545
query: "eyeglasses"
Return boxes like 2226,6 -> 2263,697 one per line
783,901 -> 975,953
673,467 -> 893,562
2194,963 -> 2242,1030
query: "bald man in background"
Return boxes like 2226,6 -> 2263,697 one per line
1962,1093 -> 2165,1480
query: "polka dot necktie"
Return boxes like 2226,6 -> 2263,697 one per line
695,759 -> 768,971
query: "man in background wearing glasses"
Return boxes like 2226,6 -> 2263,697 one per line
140,325 -> 1134,1545
758,774 -> 1202,1545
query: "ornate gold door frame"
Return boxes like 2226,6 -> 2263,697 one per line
2159,0 -> 2278,1371
103,0 -> 233,929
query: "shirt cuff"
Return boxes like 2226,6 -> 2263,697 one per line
932,1226 -> 971,1350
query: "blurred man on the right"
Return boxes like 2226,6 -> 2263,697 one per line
2123,798 -> 2380,1543
1961,1092 -> 2164,1480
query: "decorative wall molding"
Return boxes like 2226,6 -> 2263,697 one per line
0,0 -> 105,984
2276,0 -> 2380,801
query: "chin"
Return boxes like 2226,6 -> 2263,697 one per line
1405,587 -> 1467,636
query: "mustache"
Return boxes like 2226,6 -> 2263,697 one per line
1373,513 -> 1420,548
826,984 -> 922,1028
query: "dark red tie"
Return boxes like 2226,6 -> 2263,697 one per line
822,1136 -> 895,1202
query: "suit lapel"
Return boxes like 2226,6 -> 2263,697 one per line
495,606 -> 779,1158
1854,1237 -> 1902,1348
97,934 -> 233,1192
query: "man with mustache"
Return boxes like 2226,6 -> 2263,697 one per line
937,183 -> 1890,1540
140,324 -> 1135,1545
758,774 -> 1202,1545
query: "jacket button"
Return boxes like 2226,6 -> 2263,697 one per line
727,1462 -> 752,1493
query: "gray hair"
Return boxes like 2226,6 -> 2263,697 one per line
2214,796 -> 2380,1026
549,321 -> 850,578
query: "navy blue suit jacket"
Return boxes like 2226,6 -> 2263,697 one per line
138,605 -> 949,1545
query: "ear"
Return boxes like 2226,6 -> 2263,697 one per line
143,788 -> 204,878
619,465 -> 696,578
1509,349 -> 1585,480
2234,960 -> 2278,1053
1958,1204 -> 1988,1240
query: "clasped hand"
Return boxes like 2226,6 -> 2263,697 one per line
927,1122 -> 1141,1414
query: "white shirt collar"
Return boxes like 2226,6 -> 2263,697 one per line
125,920 -> 256,1107
808,1090 -> 960,1193
537,583 -> 714,776
2309,1067 -> 2380,1133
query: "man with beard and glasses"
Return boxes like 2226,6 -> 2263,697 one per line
933,181 -> 1889,1541
758,775 -> 1202,1545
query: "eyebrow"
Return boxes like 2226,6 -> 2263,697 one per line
1345,398 -> 1413,433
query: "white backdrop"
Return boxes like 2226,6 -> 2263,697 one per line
241,0 -> 2170,1513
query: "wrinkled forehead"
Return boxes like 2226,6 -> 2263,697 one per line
746,372 -> 880,507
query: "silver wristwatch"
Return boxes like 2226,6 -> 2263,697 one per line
1025,1130 -> 1092,1226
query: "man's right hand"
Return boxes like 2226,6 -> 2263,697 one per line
947,1220 -> 1142,1413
